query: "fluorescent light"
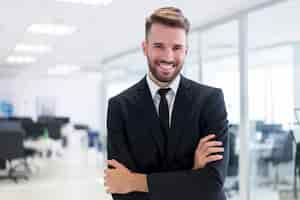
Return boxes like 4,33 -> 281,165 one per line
27,24 -> 77,36
102,0 -> 112,6
48,65 -> 81,75
6,56 -> 37,64
14,44 -> 52,53
56,0 -> 112,6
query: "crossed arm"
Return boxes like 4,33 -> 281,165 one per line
105,89 -> 228,200
104,134 -> 224,193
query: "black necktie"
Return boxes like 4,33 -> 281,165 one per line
158,88 -> 171,142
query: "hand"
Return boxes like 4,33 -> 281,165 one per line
193,134 -> 224,170
104,159 -> 134,194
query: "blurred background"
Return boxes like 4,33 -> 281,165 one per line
1,0 -> 300,200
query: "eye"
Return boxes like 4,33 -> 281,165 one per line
173,45 -> 183,51
153,44 -> 163,49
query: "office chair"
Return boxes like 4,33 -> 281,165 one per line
0,121 -> 28,182
268,130 -> 293,189
8,118 -> 44,171
224,124 -> 239,198
74,124 -> 89,131
24,122 -> 46,140
54,117 -> 70,126
38,117 -> 65,157
0,158 -> 6,169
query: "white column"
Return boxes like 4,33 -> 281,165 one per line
99,75 -> 107,134
293,43 -> 300,109
98,71 -> 108,169
100,71 -> 109,165
239,15 -> 250,200
197,32 -> 203,83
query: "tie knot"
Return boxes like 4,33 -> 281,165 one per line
158,88 -> 171,97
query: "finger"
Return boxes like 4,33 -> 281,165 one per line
197,141 -> 222,154
107,160 -> 115,168
105,187 -> 111,194
106,161 -> 113,168
206,155 -> 223,163
104,176 -> 109,185
196,141 -> 223,153
205,147 -> 224,156
205,141 -> 223,147
197,134 -> 216,149
200,134 -> 216,143
104,169 -> 108,175
107,159 -> 125,169
105,169 -> 113,177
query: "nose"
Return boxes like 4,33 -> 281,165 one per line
162,47 -> 174,61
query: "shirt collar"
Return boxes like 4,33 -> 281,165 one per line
146,72 -> 181,99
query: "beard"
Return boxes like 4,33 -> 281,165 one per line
146,56 -> 183,83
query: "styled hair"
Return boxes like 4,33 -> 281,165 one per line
145,7 -> 190,39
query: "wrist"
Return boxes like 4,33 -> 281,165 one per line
192,162 -> 198,170
193,163 -> 203,170
130,172 -> 148,192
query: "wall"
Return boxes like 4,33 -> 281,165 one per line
8,74 -> 103,131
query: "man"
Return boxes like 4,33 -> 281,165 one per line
105,7 -> 229,200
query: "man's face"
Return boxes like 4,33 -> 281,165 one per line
142,23 -> 188,83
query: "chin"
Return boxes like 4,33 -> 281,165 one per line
157,75 -> 175,83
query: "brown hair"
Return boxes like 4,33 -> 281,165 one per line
145,7 -> 190,39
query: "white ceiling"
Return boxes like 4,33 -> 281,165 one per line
0,0 -> 290,78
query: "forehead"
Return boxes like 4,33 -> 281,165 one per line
148,23 -> 187,46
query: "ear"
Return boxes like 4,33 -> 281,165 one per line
185,46 -> 188,55
142,40 -> 148,56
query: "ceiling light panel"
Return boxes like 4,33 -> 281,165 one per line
6,56 -> 37,64
56,0 -> 112,6
48,64 -> 81,75
14,44 -> 52,53
27,24 -> 77,36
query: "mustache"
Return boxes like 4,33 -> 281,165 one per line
158,60 -> 175,65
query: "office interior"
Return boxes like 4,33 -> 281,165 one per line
1,0 -> 300,200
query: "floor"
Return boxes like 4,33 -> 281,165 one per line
0,132 -> 296,200
0,132 -> 111,200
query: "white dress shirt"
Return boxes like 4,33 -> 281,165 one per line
146,73 -> 181,125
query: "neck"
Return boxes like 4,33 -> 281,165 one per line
149,72 -> 171,88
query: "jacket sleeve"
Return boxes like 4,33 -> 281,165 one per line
146,88 -> 229,200
107,97 -> 145,200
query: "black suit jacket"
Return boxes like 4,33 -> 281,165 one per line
107,75 -> 229,200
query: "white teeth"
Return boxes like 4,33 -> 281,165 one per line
159,63 -> 173,69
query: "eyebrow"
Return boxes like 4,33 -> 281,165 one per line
152,42 -> 185,48
173,44 -> 184,48
152,42 -> 162,46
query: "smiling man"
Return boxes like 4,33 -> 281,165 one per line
105,7 -> 229,200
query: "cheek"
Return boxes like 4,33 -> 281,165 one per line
148,54 -> 161,64
149,48 -> 165,59
149,51 -> 161,60
175,54 -> 185,64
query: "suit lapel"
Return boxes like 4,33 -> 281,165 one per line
133,75 -> 192,164
135,77 -> 166,159
168,76 -> 192,162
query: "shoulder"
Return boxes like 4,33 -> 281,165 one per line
182,76 -> 223,97
108,77 -> 144,105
